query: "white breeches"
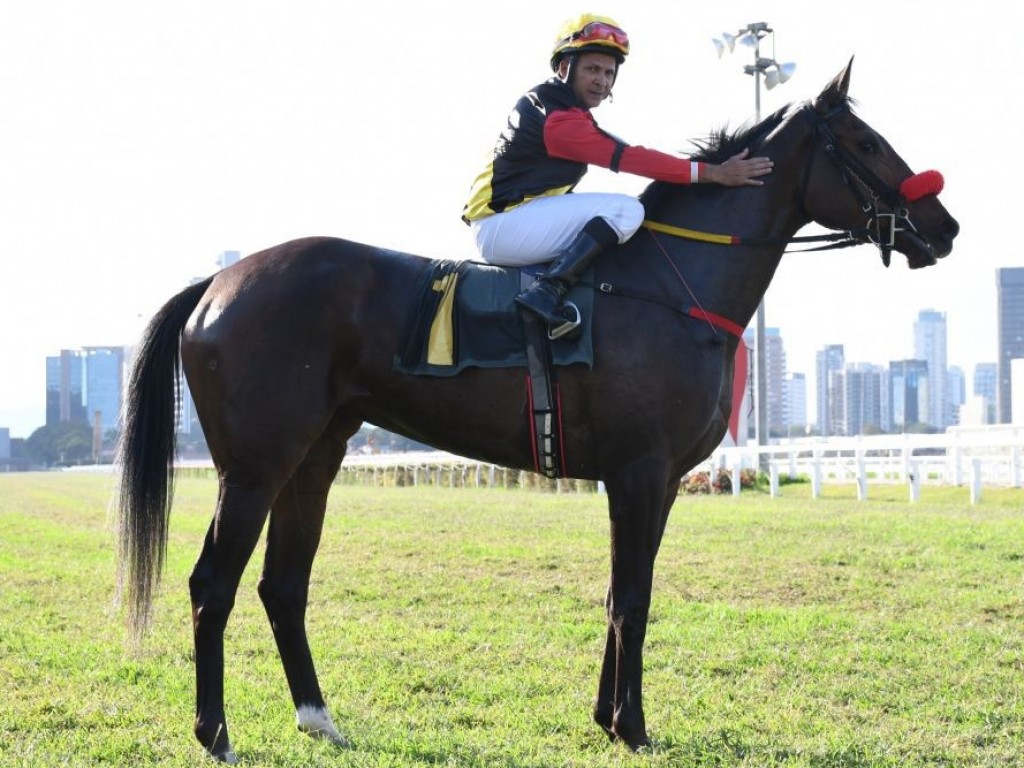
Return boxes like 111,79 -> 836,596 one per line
470,192 -> 645,266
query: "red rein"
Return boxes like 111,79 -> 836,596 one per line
899,170 -> 944,202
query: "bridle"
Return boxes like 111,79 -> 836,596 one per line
804,103 -> 930,267
643,102 -> 941,267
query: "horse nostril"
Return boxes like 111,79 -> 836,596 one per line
943,217 -> 960,242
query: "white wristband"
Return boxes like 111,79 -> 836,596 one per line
691,161 -> 700,183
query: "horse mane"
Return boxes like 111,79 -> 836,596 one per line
639,99 -> 834,213
687,103 -> 796,164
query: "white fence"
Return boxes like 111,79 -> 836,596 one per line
335,451 -> 603,492
332,426 -> 1024,503
709,425 -> 1024,503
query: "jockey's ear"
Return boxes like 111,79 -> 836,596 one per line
816,56 -> 854,112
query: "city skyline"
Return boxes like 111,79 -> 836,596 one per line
2,2 -> 1021,436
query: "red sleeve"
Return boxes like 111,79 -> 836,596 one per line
544,108 -> 702,184
618,145 -> 701,184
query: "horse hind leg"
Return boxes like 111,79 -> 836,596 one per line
190,481 -> 278,763
258,420 -> 357,748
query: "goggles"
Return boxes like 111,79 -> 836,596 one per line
567,21 -> 629,52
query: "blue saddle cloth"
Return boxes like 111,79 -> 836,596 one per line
393,259 -> 595,377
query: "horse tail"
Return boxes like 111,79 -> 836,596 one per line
116,275 -> 213,643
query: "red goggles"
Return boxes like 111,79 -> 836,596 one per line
571,21 -> 629,51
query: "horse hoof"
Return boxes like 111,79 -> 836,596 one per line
296,705 -> 351,748
611,720 -> 650,752
196,720 -> 235,764
593,706 -> 616,741
303,727 -> 351,749
629,737 -> 653,753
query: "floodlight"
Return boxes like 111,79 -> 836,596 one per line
765,69 -> 781,89
721,32 -> 737,52
777,62 -> 797,83
737,32 -> 757,48
712,38 -> 725,58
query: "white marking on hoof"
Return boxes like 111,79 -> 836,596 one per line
296,705 -> 348,746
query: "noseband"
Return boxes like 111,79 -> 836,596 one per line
804,105 -> 941,266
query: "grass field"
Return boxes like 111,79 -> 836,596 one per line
0,472 -> 1022,767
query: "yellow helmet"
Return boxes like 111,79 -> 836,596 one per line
550,13 -> 630,72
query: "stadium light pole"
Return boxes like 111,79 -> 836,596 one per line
713,23 -> 796,453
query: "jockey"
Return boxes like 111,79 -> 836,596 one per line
462,13 -> 774,330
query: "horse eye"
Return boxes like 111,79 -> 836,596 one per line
860,138 -> 880,154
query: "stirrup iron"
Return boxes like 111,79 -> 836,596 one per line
547,302 -> 581,341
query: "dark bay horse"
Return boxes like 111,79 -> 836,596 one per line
117,61 -> 958,762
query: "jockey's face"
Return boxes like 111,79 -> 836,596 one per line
559,51 -> 618,109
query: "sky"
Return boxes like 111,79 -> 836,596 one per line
1,0 -> 1021,437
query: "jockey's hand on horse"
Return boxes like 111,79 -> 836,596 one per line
704,148 -> 774,186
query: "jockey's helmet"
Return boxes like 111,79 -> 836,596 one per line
550,14 -> 630,72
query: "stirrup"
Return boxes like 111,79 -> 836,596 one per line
548,302 -> 581,341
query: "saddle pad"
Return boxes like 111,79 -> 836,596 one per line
393,259 -> 595,377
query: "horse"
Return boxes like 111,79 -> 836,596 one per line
116,60 -> 958,762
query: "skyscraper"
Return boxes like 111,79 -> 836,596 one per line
842,363 -> 886,435
973,362 -> 997,424
996,267 -> 1024,423
914,309 -> 947,429
44,347 -> 126,432
974,362 -> 997,400
83,346 -> 126,432
45,350 -> 86,426
815,344 -> 844,435
945,365 -> 965,428
742,327 -> 787,437
217,250 -> 241,270
890,359 -> 930,431
784,372 -> 806,434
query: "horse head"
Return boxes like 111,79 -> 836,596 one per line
802,58 -> 959,269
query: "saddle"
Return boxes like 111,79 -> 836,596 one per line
393,259 -> 595,377
393,259 -> 594,478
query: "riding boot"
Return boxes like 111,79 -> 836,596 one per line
515,217 -> 619,325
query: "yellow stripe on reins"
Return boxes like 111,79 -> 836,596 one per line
642,219 -> 739,245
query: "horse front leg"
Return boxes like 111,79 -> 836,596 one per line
593,470 -> 679,750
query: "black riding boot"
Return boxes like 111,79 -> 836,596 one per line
515,217 -> 619,325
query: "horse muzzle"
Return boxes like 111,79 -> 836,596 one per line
899,212 -> 959,269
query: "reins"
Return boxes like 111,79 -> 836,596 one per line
641,218 -> 868,254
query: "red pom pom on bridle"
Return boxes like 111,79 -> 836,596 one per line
899,170 -> 944,202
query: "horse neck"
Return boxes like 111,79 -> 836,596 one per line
639,121 -> 813,331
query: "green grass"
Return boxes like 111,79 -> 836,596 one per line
1,472 -> 1022,766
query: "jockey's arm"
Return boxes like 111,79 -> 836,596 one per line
544,108 -> 700,183
544,109 -> 771,187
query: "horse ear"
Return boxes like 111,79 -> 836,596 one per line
815,56 -> 854,112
